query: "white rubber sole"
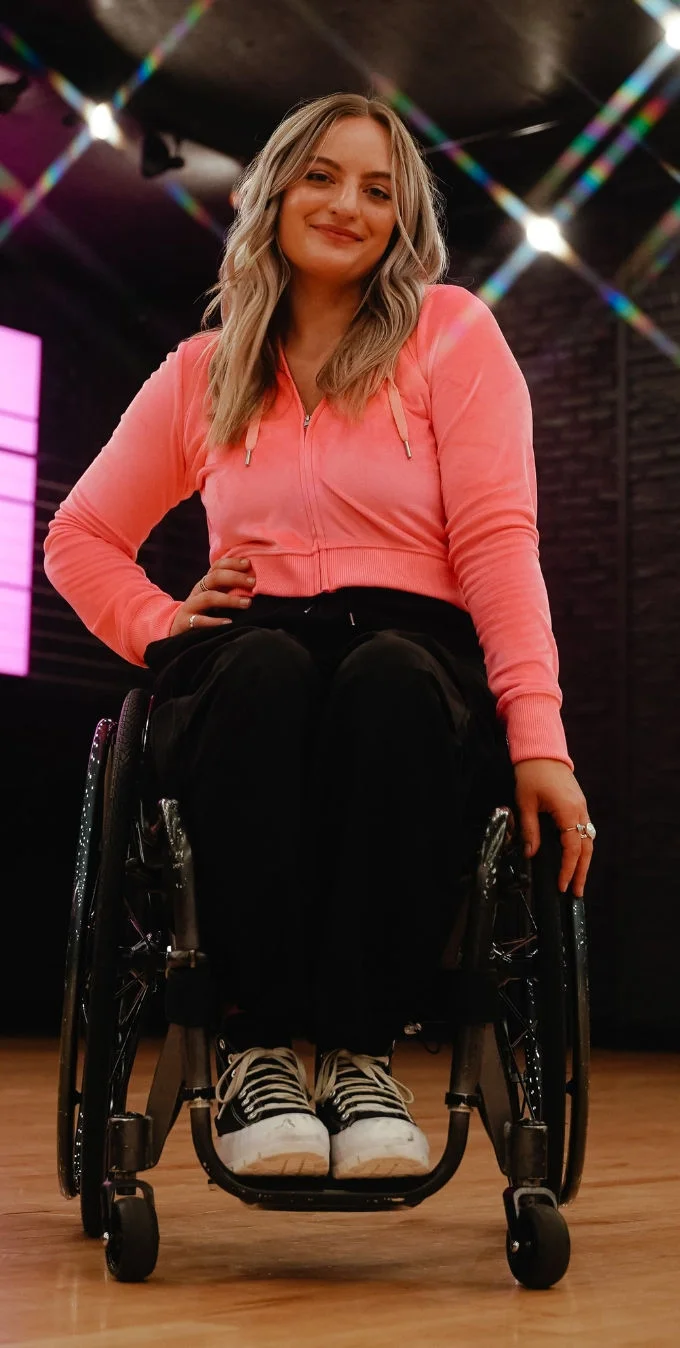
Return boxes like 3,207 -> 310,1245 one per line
215,1112 -> 330,1176
330,1117 -> 431,1180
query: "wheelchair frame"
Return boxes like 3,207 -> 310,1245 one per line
57,687 -> 590,1286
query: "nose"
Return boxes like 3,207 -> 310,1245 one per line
328,178 -> 361,215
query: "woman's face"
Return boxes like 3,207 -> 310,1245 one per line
276,117 -> 398,289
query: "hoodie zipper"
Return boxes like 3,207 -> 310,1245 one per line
299,405 -> 354,624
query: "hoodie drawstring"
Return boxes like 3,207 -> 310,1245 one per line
386,378 -> 412,459
244,408 -> 262,467
243,377 -> 412,465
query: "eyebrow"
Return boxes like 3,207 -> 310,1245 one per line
309,155 -> 392,182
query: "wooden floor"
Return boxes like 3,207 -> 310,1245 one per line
1,1041 -> 679,1347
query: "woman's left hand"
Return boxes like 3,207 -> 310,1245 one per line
513,759 -> 593,897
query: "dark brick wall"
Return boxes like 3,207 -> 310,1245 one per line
1,218 -> 679,1039
621,266 -> 680,1033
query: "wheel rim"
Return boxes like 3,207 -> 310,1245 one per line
492,827 -> 568,1197
57,718 -> 113,1199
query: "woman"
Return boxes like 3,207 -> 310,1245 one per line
44,91 -> 594,1183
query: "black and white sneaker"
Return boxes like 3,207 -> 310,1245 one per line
314,1048 -> 430,1180
214,1044 -> 330,1176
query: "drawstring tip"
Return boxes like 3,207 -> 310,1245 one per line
245,449 -> 252,466
404,440 -> 412,459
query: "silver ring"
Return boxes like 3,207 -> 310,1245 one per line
189,613 -> 197,629
199,576 -> 208,593
562,822 -> 596,841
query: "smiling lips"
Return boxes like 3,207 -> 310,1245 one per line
313,225 -> 363,242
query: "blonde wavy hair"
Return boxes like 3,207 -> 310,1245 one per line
197,91 -> 450,449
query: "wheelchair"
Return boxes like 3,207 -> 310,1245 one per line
56,686 -> 590,1287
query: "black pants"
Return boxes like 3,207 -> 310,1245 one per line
143,587 -> 516,1054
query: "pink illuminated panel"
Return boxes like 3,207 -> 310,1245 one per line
0,325 -> 42,676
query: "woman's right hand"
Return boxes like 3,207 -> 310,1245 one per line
169,557 -> 257,636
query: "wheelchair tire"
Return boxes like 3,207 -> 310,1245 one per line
561,893 -> 590,1204
494,812 -> 589,1205
77,687 -> 152,1238
506,1202 -> 571,1289
104,1195 -> 159,1282
57,717 -> 115,1200
530,817 -> 568,1200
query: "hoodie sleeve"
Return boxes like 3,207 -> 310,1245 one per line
43,342 -> 195,667
422,287 -> 573,770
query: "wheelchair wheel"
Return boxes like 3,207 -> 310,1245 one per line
493,812 -> 590,1204
58,687 -> 165,1238
104,1194 -> 160,1282
57,715 -> 115,1200
506,1202 -> 571,1290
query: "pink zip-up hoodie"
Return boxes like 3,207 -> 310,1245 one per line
43,283 -> 574,770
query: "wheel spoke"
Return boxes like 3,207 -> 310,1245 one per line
109,984 -> 150,1101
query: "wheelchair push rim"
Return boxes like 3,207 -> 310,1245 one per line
492,813 -> 590,1205
57,687 -> 166,1236
56,715 -> 114,1200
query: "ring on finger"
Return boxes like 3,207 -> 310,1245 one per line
199,576 -> 209,593
561,821 -> 596,841
189,613 -> 197,629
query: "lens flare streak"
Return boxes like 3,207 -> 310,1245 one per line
620,195 -> 680,286
633,0 -> 680,26
111,0 -> 216,109
476,241 -> 538,308
163,181 -> 225,240
554,70 -> 680,225
533,39 -> 677,201
0,126 -> 93,247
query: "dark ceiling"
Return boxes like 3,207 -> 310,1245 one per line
1,0 -> 679,328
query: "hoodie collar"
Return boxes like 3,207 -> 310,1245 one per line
243,351 -> 412,466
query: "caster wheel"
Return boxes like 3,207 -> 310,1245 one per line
506,1203 -> 571,1289
104,1196 -> 159,1282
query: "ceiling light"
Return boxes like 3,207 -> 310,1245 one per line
86,103 -> 121,145
525,215 -> 566,256
663,13 -> 680,48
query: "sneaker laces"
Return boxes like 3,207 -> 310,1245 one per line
215,1046 -> 313,1122
313,1048 -> 415,1118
